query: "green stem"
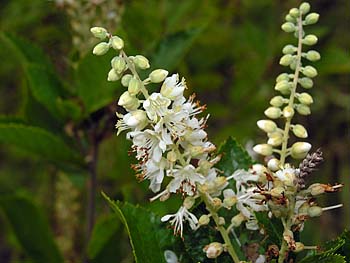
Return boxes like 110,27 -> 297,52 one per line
279,15 -> 303,166
200,192 -> 240,263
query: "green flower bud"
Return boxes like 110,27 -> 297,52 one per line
302,35 -> 318,45
308,183 -> 326,196
107,69 -> 120,81
267,158 -> 280,171
283,105 -> 295,118
294,242 -> 305,253
280,54 -> 294,66
267,132 -> 283,146
253,144 -> 273,156
203,242 -> 224,259
291,142 -> 311,159
133,55 -> 150,69
92,42 -> 110,55
298,202 -> 310,214
257,120 -> 277,133
299,2 -> 311,15
270,96 -> 286,107
183,196 -> 195,209
285,14 -> 296,23
90,27 -> 108,39
198,215 -> 210,226
281,22 -> 295,33
306,50 -> 321,61
231,213 -> 246,227
149,69 -> 169,83
296,104 -> 311,115
292,124 -> 308,138
276,73 -> 290,82
270,186 -> 285,198
302,65 -> 318,78
166,150 -> 177,163
264,107 -> 282,119
111,57 -> 126,74
275,80 -> 292,94
299,77 -> 313,89
121,74 -> 133,87
111,36 -> 124,50
289,8 -> 300,18
128,77 -> 141,95
308,206 -> 322,217
118,91 -> 140,111
305,13 -> 319,25
282,44 -> 297,54
298,92 -> 313,105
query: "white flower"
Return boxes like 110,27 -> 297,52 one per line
115,110 -> 148,135
143,93 -> 171,122
144,158 -> 168,193
275,167 -> 297,186
161,206 -> 198,237
160,74 -> 186,100
168,164 -> 206,196
230,169 -> 260,188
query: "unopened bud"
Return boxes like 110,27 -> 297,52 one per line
299,77 -> 313,89
308,206 -> 322,217
218,217 -> 225,225
253,144 -> 273,156
291,142 -> 311,159
302,66 -> 318,78
90,27 -> 108,39
212,198 -> 222,209
111,36 -> 124,50
308,183 -> 326,196
302,35 -> 318,45
107,69 -> 120,81
264,107 -> 282,119
93,42 -> 110,55
257,120 -> 277,133
306,50 -> 321,61
118,91 -> 140,111
280,54 -> 294,66
270,96 -> 286,107
296,104 -> 311,115
267,132 -> 283,146
111,57 -> 126,74
166,151 -> 177,162
149,69 -> 169,83
292,124 -> 308,138
128,77 -> 141,95
294,242 -> 305,252
305,13 -> 319,25
281,22 -> 295,33
231,213 -> 246,227
123,110 -> 148,130
298,92 -> 313,105
289,8 -> 300,18
275,81 -> 292,94
276,73 -> 290,82
203,242 -> 224,259
285,14 -> 296,23
267,158 -> 280,171
299,2 -> 310,15
121,74 -> 133,87
183,196 -> 195,209
283,105 -> 295,118
133,55 -> 150,69
283,45 -> 297,54
199,215 -> 210,225
270,186 -> 285,198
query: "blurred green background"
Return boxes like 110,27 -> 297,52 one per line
0,0 -> 349,262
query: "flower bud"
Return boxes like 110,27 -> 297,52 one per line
118,91 -> 140,111
264,107 -> 282,119
299,77 -> 313,89
299,2 -> 310,15
183,196 -> 195,209
282,44 -> 297,54
276,73 -> 290,82
92,42 -> 110,55
275,81 -> 292,94
253,144 -> 273,156
270,96 -> 286,107
294,242 -> 305,253
111,57 -> 126,74
203,242 -> 224,259
289,8 -> 300,18
296,104 -> 311,115
111,36 -> 124,50
302,66 -> 318,78
308,183 -> 326,196
270,186 -> 285,198
231,213 -> 246,227
223,196 -> 237,208
211,197 -> 222,209
90,27 -> 108,39
292,124 -> 308,138
283,105 -> 295,118
123,110 -> 148,130
281,22 -> 295,33
285,14 -> 296,23
306,50 -> 321,61
198,215 -> 210,226
267,132 -> 283,146
298,202 -> 310,214
291,142 -> 311,159
133,55 -> 150,69
308,206 -> 322,217
128,77 -> 141,95
267,158 -> 280,171
121,74 -> 133,87
167,151 -> 177,162
257,120 -> 277,133
298,92 -> 313,105
302,35 -> 318,45
149,69 -> 169,83
280,54 -> 294,66
305,13 -> 319,25
107,69 -> 120,81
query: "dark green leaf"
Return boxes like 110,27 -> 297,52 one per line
255,212 -> 283,247
216,136 -> 254,177
0,193 -> 63,263
299,254 -> 346,263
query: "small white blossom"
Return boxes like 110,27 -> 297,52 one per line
143,93 -> 171,122
160,74 -> 186,100
275,167 -> 297,186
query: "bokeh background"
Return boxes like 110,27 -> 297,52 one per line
0,0 -> 349,262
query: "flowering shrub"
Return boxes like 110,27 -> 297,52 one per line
88,2 -> 349,263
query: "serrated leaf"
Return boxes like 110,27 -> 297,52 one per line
299,254 -> 346,263
0,194 -> 63,263
102,193 -> 186,263
216,136 -> 254,177
255,212 -> 283,247
0,123 -> 83,167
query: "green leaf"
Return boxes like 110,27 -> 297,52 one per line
299,254 -> 346,263
0,193 -> 63,263
102,193 -> 185,263
255,212 -> 283,247
151,28 -> 204,71
216,136 -> 254,177
0,123 -> 83,167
